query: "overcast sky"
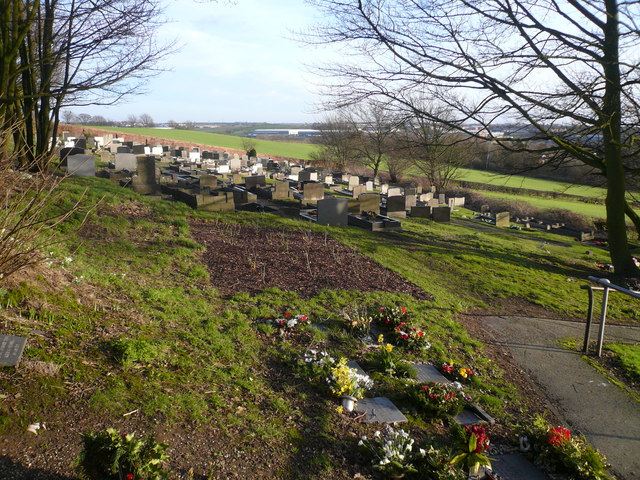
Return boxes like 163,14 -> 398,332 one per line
77,0 -> 331,124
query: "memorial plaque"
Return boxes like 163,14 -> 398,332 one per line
0,335 -> 27,367
454,405 -> 495,426
414,364 -> 451,384
490,455 -> 549,480
346,360 -> 368,378
356,397 -> 407,423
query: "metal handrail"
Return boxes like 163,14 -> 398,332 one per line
582,276 -> 640,356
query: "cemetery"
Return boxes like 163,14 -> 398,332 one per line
0,132 -> 637,480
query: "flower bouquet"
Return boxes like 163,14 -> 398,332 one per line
358,426 -> 419,479
267,312 -> 309,331
327,357 -> 373,411
410,382 -> 465,419
450,425 -> 492,476
373,305 -> 410,331
441,361 -> 474,383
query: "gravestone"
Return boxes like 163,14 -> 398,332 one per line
132,144 -> 146,154
452,196 -> 465,207
302,182 -> 324,204
580,231 -> 595,242
151,146 -> 163,155
413,364 -> 451,384
74,137 -> 87,149
117,146 -> 132,154
404,194 -> 417,209
348,175 -> 360,189
217,165 -> 230,174
405,187 -> 417,196
272,181 -> 293,200
427,198 -> 440,207
232,173 -> 244,185
317,197 -> 348,227
347,361 -> 369,377
0,335 -> 27,367
454,404 -> 495,426
432,206 -> 451,223
86,138 -> 96,149
410,206 -> 432,219
132,157 -> 157,194
495,211 -> 510,227
387,187 -> 403,197
438,193 -> 446,204
299,171 -> 318,182
348,199 -> 361,214
356,397 -> 407,424
380,184 -> 389,195
386,196 -> 407,218
419,192 -> 434,202
62,131 -> 70,141
233,190 -> 257,206
365,180 -> 374,191
229,158 -> 241,171
323,174 -> 333,185
490,454 -> 549,480
481,204 -> 491,213
291,166 -> 302,175
59,146 -> 85,165
359,193 -> 381,215
352,185 -> 366,198
244,175 -> 266,191
115,153 -> 137,171
199,175 -> 219,189
189,151 -> 201,161
66,154 -> 95,177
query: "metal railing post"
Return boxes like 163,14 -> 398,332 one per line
596,282 -> 611,358
582,286 -> 594,353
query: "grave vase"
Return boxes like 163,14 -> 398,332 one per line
341,395 -> 357,412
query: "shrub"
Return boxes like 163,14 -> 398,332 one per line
76,428 -> 169,480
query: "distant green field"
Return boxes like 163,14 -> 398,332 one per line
479,191 -> 608,219
454,167 -> 607,198
93,127 -> 319,160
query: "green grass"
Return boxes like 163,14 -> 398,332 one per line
453,167 -> 607,198
478,190 -> 608,219
91,127 -> 320,160
604,343 -> 640,383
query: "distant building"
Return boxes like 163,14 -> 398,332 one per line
253,129 -> 320,137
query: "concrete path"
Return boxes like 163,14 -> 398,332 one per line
483,316 -> 640,480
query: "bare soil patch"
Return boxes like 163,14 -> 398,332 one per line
190,220 -> 433,300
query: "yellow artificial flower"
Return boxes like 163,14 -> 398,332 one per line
378,334 -> 384,343
459,368 -> 468,379
336,406 -> 344,414
383,343 -> 394,353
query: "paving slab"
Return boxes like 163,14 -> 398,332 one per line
490,454 -> 549,480
484,315 -> 640,480
356,397 -> 407,423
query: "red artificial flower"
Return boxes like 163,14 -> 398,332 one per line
399,322 -> 405,327
548,427 -> 571,446
465,425 -> 490,453
126,474 -> 134,480
380,307 -> 386,312
421,385 -> 428,391
285,312 -> 291,319
401,334 -> 408,339
417,331 -> 424,338
442,364 -> 454,373
429,393 -> 438,399
401,306 -> 407,314
299,315 -> 308,322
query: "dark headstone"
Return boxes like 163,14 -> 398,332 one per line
74,137 -> 87,149
359,193 -> 381,215
432,206 -> 451,223
244,175 -> 266,191
317,197 -> 348,227
115,153 -> 137,171
490,455 -> 549,480
59,147 -> 85,165
410,206 -> 432,219
117,146 -> 132,154
0,335 -> 27,367
302,182 -> 324,204
386,196 -> 407,218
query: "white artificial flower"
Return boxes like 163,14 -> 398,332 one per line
452,381 -> 464,390
287,319 -> 297,328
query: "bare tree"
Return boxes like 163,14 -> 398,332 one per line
1,0 -> 172,166
139,113 -> 155,127
126,114 -> 139,127
349,100 -> 399,179
62,110 -> 76,124
314,112 -> 360,171
77,113 -> 92,125
306,0 -> 640,277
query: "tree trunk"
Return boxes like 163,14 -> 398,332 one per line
602,0 -> 639,277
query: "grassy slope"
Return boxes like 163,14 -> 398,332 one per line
93,127 -> 319,160
1,176 -> 634,478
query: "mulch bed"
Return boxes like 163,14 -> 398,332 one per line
190,220 -> 433,300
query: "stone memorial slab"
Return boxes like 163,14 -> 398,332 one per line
427,198 -> 440,207
151,146 -> 163,155
386,196 -> 407,218
359,193 -> 381,214
298,171 -> 313,182
189,151 -> 201,161
432,206 -> 451,223
387,187 -> 403,197
132,144 -> 146,154
199,174 -> 219,189
420,192 -> 434,202
74,137 -> 87,149
365,180 -> 374,191
438,193 -> 446,204
290,166 -> 302,175
356,397 -> 407,424
317,197 -> 348,227
229,158 -> 241,171
272,181 -> 293,200
217,165 -> 230,174
410,206 -> 432,219
323,174 -> 333,185
232,173 -> 244,185
66,154 -> 95,177
245,175 -> 266,191
413,364 -> 451,384
452,196 -> 465,207
59,146 -> 85,165
405,187 -> 417,196
490,454 -> 549,480
0,335 -> 27,367
115,153 -> 137,171
352,184 -> 366,198
380,184 -> 389,195
404,194 -> 417,209
454,405 -> 495,425
302,182 -> 324,204
348,176 -> 360,189
495,211 -> 510,228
